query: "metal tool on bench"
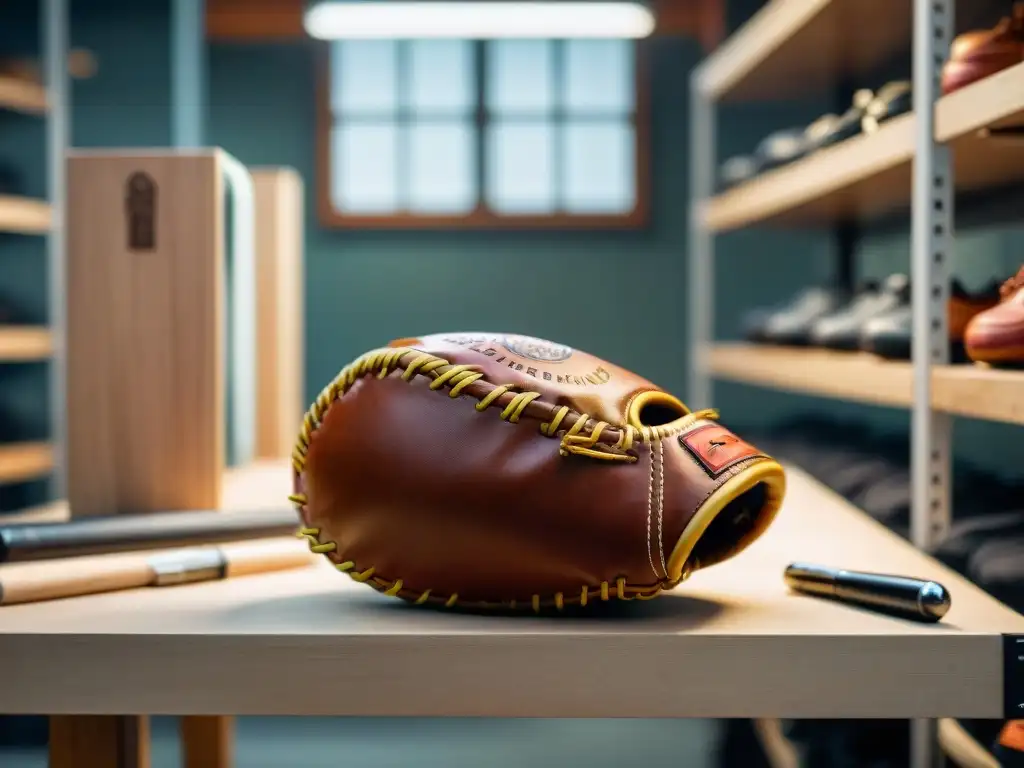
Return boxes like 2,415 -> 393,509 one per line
0,507 -> 300,563
785,562 -> 951,622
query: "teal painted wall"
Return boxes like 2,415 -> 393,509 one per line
2,0 -> 1022,512
206,39 -> 701,403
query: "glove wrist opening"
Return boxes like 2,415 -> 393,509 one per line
626,390 -> 692,430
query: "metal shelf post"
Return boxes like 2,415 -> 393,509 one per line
911,0 -> 955,765
687,71 -> 715,410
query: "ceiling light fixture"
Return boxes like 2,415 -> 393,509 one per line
303,1 -> 656,40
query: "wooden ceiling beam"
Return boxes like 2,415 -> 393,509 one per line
206,0 -> 724,48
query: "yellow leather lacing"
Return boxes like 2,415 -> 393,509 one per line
291,522 -> 687,612
290,345 -> 719,474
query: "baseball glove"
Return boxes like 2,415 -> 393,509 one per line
291,332 -> 786,611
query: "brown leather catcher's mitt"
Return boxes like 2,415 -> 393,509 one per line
291,333 -> 786,611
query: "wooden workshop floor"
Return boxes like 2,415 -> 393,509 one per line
2,716 -> 719,767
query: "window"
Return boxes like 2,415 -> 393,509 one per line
318,39 -> 646,227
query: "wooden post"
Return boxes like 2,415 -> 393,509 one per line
251,168 -> 304,460
49,715 -> 150,768
180,715 -> 234,768
65,150 -> 226,517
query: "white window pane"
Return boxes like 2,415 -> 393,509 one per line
331,123 -> 399,214
562,120 -> 635,214
407,121 -> 477,214
486,40 -> 553,115
486,121 -> 555,214
407,40 -> 475,115
331,41 -> 398,115
563,40 -> 634,113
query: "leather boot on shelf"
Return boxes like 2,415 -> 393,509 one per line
860,279 -> 1000,361
965,265 -> 1024,366
941,3 -> 1024,95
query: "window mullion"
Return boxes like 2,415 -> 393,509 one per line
396,40 -> 409,214
552,39 -> 565,214
474,40 -> 487,214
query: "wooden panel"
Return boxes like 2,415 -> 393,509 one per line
50,715 -> 150,768
252,169 -> 305,460
66,151 -> 225,518
181,716 -> 234,768
0,467 -> 1021,718
207,0 -> 306,40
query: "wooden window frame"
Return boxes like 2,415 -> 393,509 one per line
315,39 -> 650,230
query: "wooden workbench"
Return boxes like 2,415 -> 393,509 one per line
0,465 -> 1020,767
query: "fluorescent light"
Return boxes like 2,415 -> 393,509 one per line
304,2 -> 656,39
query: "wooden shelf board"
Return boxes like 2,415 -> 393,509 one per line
0,441 -> 53,484
933,364 -> 1024,426
0,326 -> 52,361
703,114 -> 914,231
0,465 -> 1020,718
699,0 -> 1006,102
698,0 -> 908,101
0,195 -> 51,234
703,61 -> 1024,232
711,343 -> 1024,426
709,343 -> 913,408
0,74 -> 47,114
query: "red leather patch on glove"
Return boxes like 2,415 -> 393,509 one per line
681,424 -> 763,476
1000,720 -> 1024,752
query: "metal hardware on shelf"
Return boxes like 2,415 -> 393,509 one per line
687,74 -> 714,410
911,0 -> 954,765
43,0 -> 69,501
1005,634 -> 1024,719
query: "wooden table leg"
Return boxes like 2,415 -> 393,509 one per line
180,715 -> 233,768
49,715 -> 150,768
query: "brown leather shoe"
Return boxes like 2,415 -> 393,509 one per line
942,4 -> 1024,94
965,267 -> 1024,365
860,280 -> 998,361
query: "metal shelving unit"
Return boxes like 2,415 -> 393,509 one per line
0,0 -> 66,493
686,0 -> 1020,766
